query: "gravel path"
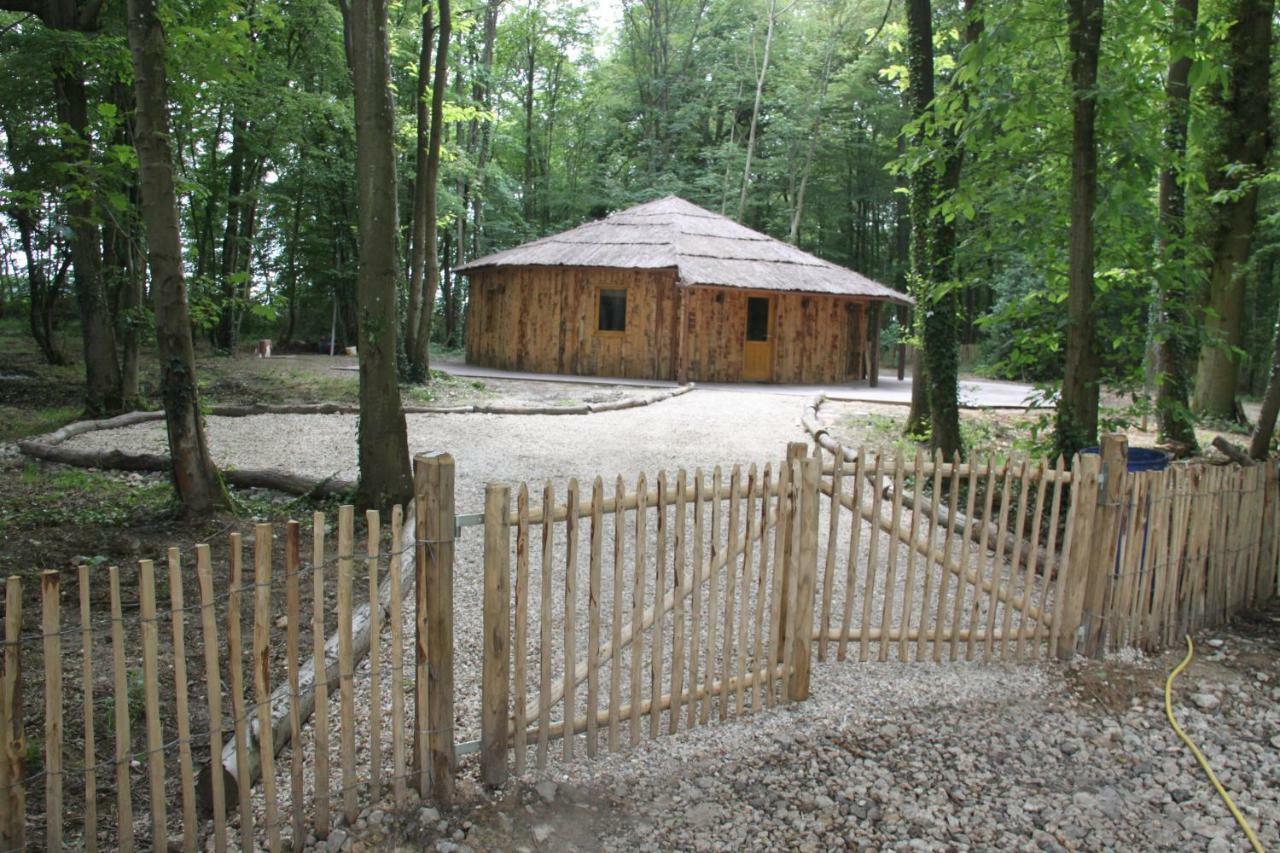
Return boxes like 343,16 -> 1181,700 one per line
355,614 -> 1280,853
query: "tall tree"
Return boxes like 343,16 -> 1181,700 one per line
1056,0 -> 1103,458
347,0 -> 413,507
1191,0 -> 1274,419
404,0 -> 433,371
737,0 -> 780,223
1153,0 -> 1199,450
408,0 -> 449,377
125,0 -> 229,513
902,0 -> 963,457
0,0 -> 124,415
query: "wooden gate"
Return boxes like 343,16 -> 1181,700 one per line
479,445 -> 822,785
810,444 -> 1074,666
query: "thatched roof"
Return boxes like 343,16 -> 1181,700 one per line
457,196 -> 913,305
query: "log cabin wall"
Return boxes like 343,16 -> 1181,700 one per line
465,265 -> 681,380
680,286 -> 873,384
465,267 -> 878,383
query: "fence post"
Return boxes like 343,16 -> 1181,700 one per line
787,452 -> 820,702
1,576 -> 24,850
1081,434 -> 1127,656
776,441 -> 808,664
481,483 -> 511,788
414,452 -> 456,803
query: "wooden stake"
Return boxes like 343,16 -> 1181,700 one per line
588,477 -> 604,753
967,458 -> 997,661
195,547 -> 226,852
651,472 -> 668,737
311,512 -> 331,836
819,450 -> 841,662
788,455 -> 819,701
859,452 -> 882,664
609,475 -> 625,750
685,470 -> 704,729
226,534 -> 254,849
736,466 -> 756,716
109,566 -> 135,852
78,565 -> 98,853
669,468 -> 688,733
564,479 -> 579,760
751,464 -> 772,709
949,459 -> 979,662
0,577 -> 21,852
838,449 -> 864,662
367,509 -> 382,791
337,506 -> 357,822
933,453 -> 960,663
983,463 -> 1014,663
630,472 -> 648,744
878,454 -> 905,663
916,451 -> 943,662
720,466 -> 740,720
283,523 -> 306,842
481,484 -> 511,786
513,487 -> 530,773
251,526 -> 281,852
41,570 -> 63,851
538,481 -> 553,769
701,467 -> 720,724
388,506 -> 408,805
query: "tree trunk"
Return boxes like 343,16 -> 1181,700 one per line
1153,0 -> 1200,450
920,0 -> 982,459
409,0 -> 450,376
125,0 -> 230,514
470,0 -> 500,257
56,68 -> 125,416
788,3 -> 843,245
349,0 -> 414,508
1056,0 -> 1104,459
1192,0 -> 1274,418
404,0 -> 433,369
737,0 -> 778,224
903,0 -> 936,441
1250,318 -> 1280,459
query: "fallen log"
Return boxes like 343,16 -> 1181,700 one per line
1211,436 -> 1255,467
196,503 -> 416,816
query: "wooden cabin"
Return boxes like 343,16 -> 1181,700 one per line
458,196 -> 912,385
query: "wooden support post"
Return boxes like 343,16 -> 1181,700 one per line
1082,435 -> 1128,656
481,483 -> 511,788
869,302 -> 881,387
788,453 -> 820,701
415,452 -> 456,803
895,306 -> 906,383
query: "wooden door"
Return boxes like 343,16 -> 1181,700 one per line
742,295 -> 774,381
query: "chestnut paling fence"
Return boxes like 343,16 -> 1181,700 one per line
1,441 -> 1277,849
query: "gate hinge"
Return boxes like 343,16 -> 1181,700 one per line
455,513 -> 483,537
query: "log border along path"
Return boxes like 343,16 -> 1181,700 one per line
15,384 -> 695,498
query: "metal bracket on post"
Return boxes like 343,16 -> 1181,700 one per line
454,513 -> 483,537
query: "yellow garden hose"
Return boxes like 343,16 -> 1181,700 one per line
1164,635 -> 1265,853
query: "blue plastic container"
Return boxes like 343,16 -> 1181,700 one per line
1081,446 -> 1169,473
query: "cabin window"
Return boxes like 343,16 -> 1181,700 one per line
746,297 -> 770,342
598,288 -> 627,333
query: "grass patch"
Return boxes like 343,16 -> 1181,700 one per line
0,464 -> 176,535
0,404 -> 81,443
